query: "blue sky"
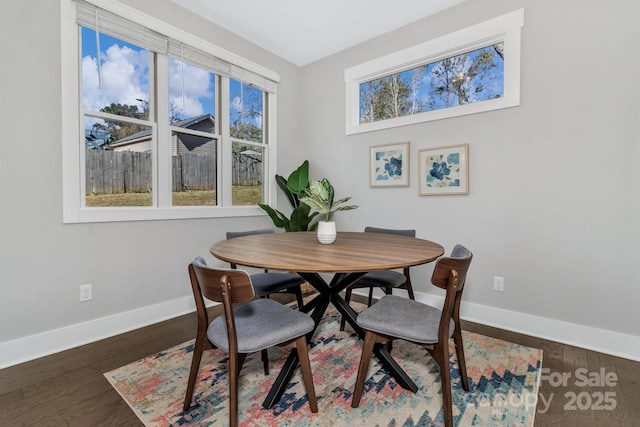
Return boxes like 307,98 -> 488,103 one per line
81,27 -> 260,126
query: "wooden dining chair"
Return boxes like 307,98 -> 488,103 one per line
350,245 -> 473,427
227,229 -> 306,310
227,229 -> 308,374
340,226 -> 416,331
183,257 -> 318,427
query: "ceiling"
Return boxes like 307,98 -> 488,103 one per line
170,0 -> 466,66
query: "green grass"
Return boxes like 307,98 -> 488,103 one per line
85,186 -> 262,207
174,190 -> 216,206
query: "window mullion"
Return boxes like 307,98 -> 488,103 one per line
156,53 -> 171,208
219,76 -> 232,207
265,91 -> 277,206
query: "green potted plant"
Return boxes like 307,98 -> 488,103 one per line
299,178 -> 358,244
258,160 -> 319,232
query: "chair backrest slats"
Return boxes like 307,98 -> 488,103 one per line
430,244 -> 472,291
433,245 -> 472,343
226,228 -> 274,240
188,262 -> 210,334
364,226 -> 415,238
191,258 -> 255,304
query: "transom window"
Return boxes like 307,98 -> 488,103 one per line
359,43 -> 504,124
61,0 -> 278,222
345,9 -> 524,135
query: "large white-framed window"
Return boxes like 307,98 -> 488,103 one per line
61,0 -> 279,223
345,9 -> 524,135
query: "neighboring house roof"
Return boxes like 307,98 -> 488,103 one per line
108,114 -> 215,150
108,129 -> 151,148
172,114 -> 214,129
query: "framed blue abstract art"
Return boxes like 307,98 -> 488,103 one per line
369,142 -> 409,187
418,144 -> 469,195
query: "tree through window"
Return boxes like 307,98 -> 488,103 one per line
359,43 -> 504,125
344,9 -> 524,135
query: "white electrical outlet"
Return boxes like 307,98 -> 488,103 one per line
493,276 -> 504,292
80,284 -> 92,302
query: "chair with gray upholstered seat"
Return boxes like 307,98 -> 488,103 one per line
183,257 -> 318,427
340,226 -> 416,331
351,245 -> 473,427
226,229 -> 306,311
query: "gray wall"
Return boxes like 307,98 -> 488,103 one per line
0,0 -> 638,365
0,0 -> 299,350
300,0 -> 640,337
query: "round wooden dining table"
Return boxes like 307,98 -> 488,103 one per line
211,231 -> 444,273
211,231 -> 445,409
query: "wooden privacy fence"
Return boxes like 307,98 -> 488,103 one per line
86,150 -> 152,194
85,150 -> 261,194
172,153 -> 216,191
233,152 -> 263,186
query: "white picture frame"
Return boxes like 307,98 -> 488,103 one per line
418,144 -> 469,195
369,142 -> 410,187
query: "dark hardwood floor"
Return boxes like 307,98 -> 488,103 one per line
1,294 -> 638,426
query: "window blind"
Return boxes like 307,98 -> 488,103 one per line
76,1 -> 168,54
76,0 -> 277,93
167,40 -> 230,79
230,65 -> 277,93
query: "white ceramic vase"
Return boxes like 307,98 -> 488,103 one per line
317,220 -> 337,244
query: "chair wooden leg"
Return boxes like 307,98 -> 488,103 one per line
340,288 -> 353,331
351,331 -> 377,408
228,352 -> 241,427
294,336 -> 318,413
261,349 -> 269,375
183,334 -> 206,411
453,323 -> 469,391
431,343 -> 454,427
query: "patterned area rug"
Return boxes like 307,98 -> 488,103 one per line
104,302 -> 543,426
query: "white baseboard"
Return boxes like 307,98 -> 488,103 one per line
1,290 -> 638,369
0,296 -> 212,369
407,291 -> 639,362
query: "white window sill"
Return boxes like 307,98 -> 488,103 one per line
63,205 -> 266,224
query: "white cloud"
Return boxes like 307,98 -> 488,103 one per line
82,44 -> 149,113
230,95 -> 243,114
168,59 -> 213,117
83,45 -> 216,120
